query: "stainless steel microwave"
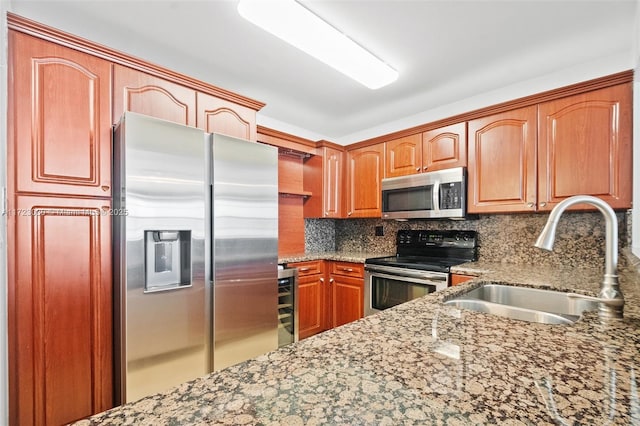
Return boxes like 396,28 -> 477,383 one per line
381,167 -> 466,219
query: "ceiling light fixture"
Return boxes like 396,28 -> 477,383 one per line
237,0 -> 398,89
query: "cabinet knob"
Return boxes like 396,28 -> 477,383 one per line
347,211 -> 353,216
423,166 -> 428,171
527,202 -> 535,208
329,278 -> 334,284
539,202 -> 547,207
320,278 -> 325,283
416,167 -> 420,172
324,212 -> 329,217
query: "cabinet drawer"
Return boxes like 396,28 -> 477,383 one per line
330,262 -> 364,278
289,260 -> 323,276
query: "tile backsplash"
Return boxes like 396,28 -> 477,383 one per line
305,210 -> 631,268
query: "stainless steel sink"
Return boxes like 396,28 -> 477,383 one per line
444,284 -> 599,325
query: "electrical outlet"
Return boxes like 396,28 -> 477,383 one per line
375,225 -> 384,236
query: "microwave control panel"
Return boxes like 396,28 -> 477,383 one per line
440,182 -> 462,209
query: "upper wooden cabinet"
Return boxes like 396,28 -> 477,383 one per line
468,83 -> 632,213
9,31 -> 112,197
467,106 -> 537,213
537,83 -> 632,211
385,123 -> 467,178
196,92 -> 257,141
113,64 -> 197,126
385,134 -> 422,177
304,146 -> 344,218
422,122 -> 467,172
346,144 -> 384,218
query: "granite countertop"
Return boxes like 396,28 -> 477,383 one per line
279,251 -> 391,264
78,258 -> 640,425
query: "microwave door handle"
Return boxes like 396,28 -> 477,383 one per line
432,180 -> 440,213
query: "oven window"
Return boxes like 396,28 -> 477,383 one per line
371,275 -> 438,311
383,185 -> 433,212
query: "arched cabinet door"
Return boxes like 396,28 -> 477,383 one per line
422,122 -> 467,172
537,83 -> 632,211
467,106 -> 538,213
345,145 -> 384,218
9,31 -> 112,197
196,92 -> 257,141
113,64 -> 196,127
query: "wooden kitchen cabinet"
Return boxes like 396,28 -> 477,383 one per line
537,83 -> 632,211
113,64 -> 197,126
467,106 -> 538,213
385,124 -> 466,178
468,83 -> 632,214
346,144 -> 384,217
196,92 -> 257,140
385,134 -> 423,177
9,195 -> 113,425
451,274 -> 475,286
422,122 -> 467,172
289,261 -> 328,339
329,262 -> 364,328
9,31 -> 112,197
304,145 -> 345,218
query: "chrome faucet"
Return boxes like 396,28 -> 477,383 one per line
534,195 -> 624,319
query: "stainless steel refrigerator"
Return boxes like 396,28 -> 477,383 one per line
113,112 -> 278,404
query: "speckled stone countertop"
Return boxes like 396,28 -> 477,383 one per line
78,258 -> 640,425
279,251 -> 391,264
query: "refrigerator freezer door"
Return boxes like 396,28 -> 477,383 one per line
211,134 -> 279,371
113,112 -> 209,403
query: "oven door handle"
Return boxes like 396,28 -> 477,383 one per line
365,265 -> 448,282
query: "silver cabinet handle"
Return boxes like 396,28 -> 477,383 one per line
340,267 -> 353,272
299,267 -> 311,272
527,202 -> 535,208
539,202 -> 547,207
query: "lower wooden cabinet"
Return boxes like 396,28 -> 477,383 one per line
9,195 -> 113,425
290,260 -> 364,339
451,274 -> 475,286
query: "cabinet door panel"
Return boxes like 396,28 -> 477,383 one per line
468,106 -> 537,213
10,196 -> 112,425
346,145 -> 384,217
385,134 -> 422,177
10,31 -> 112,197
113,64 -> 196,126
196,92 -> 256,140
538,84 -> 632,210
331,275 -> 363,328
298,275 -> 326,339
323,147 -> 344,217
422,122 -> 467,172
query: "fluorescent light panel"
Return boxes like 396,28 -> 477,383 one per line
237,0 -> 398,89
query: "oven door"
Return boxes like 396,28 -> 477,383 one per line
364,265 -> 449,316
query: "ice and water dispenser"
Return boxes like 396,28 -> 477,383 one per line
144,230 -> 192,292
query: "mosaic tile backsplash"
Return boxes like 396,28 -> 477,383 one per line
305,210 -> 631,268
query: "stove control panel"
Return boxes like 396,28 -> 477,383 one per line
397,230 -> 477,248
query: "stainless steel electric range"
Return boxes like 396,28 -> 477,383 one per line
364,229 -> 478,316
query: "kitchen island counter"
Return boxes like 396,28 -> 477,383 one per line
78,257 -> 640,425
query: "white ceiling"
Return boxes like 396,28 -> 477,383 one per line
8,0 -> 639,144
